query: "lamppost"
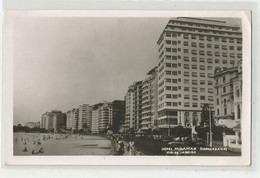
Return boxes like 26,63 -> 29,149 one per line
168,116 -> 170,137
209,107 -> 213,147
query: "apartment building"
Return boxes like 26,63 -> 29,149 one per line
111,100 -> 126,133
141,67 -> 158,130
41,110 -> 66,131
78,104 -> 92,131
156,17 -> 242,133
125,81 -> 143,131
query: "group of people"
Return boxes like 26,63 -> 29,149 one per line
112,135 -> 135,155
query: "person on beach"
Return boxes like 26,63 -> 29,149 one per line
22,147 -> 27,152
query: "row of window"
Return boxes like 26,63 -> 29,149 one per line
165,32 -> 242,43
169,20 -> 238,31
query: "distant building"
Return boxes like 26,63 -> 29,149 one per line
141,67 -> 158,131
66,110 -> 73,130
98,102 -> 112,133
71,108 -> 79,131
125,81 -> 143,131
78,104 -> 92,131
91,103 -> 104,133
111,100 -> 125,133
25,121 -> 40,128
41,110 -> 67,131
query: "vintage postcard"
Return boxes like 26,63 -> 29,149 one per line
3,10 -> 251,165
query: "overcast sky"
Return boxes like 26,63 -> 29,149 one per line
13,17 -> 170,125
13,17 -> 241,125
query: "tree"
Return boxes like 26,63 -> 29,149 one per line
200,104 -> 215,127
172,126 -> 191,141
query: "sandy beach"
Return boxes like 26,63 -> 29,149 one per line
13,133 -> 112,156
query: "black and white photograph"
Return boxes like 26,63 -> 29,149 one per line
3,10 -> 251,165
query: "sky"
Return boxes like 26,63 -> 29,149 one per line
13,17 -> 241,125
13,17 -> 170,125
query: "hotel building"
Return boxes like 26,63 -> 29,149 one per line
141,67 -> 158,130
156,17 -> 242,132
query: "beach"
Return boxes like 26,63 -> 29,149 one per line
13,133 -> 112,156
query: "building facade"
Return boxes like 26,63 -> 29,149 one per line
125,81 -> 143,131
156,17 -> 242,133
218,62 -> 242,150
214,66 -> 238,128
78,104 -> 92,131
141,67 -> 158,130
111,100 -> 126,133
41,110 -> 66,131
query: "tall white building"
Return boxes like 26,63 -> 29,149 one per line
156,17 -> 242,134
141,67 -> 158,130
125,81 -> 142,130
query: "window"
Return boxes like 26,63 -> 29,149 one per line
184,102 -> 190,107
166,48 -> 171,52
172,71 -> 177,75
192,87 -> 198,92
184,64 -> 190,69
199,58 -> 205,62
199,36 -> 204,41
172,79 -> 177,83
184,41 -> 188,46
223,86 -> 226,93
172,63 -> 177,68
172,41 -> 177,45
184,79 -> 189,84
207,44 -> 212,48
172,48 -> 177,52
172,87 -> 178,91
166,94 -> 172,98
172,56 -> 177,60
192,103 -> 198,108
215,59 -> 220,64
166,102 -> 171,106
166,86 -> 171,90
237,46 -> 242,51
184,72 -> 190,77
192,57 -> 197,62
191,35 -> 196,39
229,46 -> 234,50
200,65 -> 205,70
200,73 -> 205,77
184,49 -> 189,53
215,44 -> 219,49
199,43 -> 205,48
192,95 -> 198,100
192,65 -> 197,69
200,88 -> 205,92
192,80 -> 198,85
191,42 -> 197,47
165,63 -> 171,67
184,95 -> 190,99
184,87 -> 189,92
222,59 -> 227,64
208,81 -> 213,85
166,33 -> 171,37
223,76 -> 226,83
200,80 -> 205,85
200,96 -> 205,100
166,40 -> 171,44
192,72 -> 197,77
217,98 -> 219,105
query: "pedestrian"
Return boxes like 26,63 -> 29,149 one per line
129,140 -> 135,155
